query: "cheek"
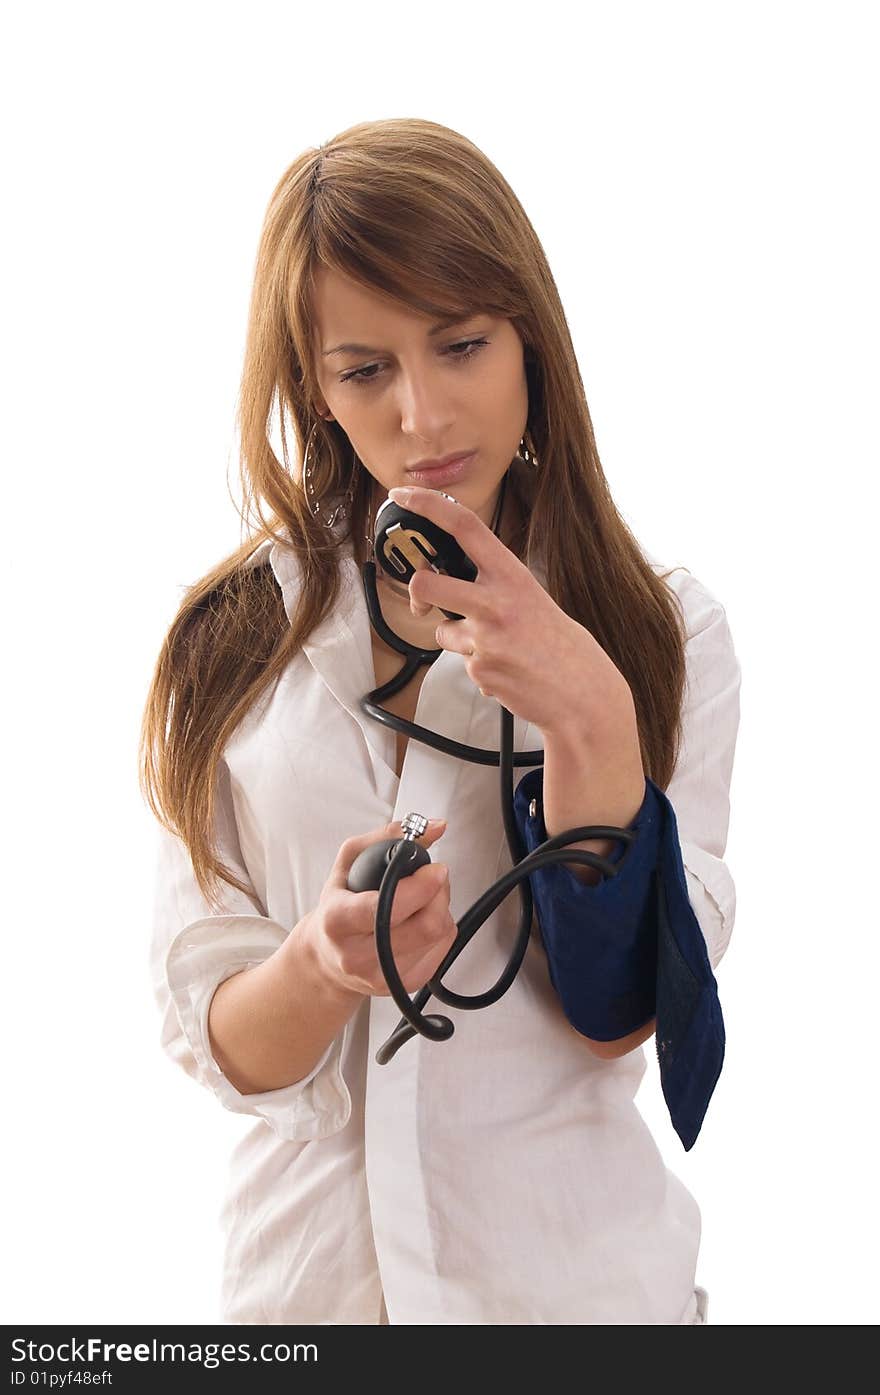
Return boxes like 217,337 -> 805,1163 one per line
484,351 -> 529,420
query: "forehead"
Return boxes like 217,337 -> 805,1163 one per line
311,264 -> 459,343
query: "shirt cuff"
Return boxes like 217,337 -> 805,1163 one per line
164,914 -> 353,1142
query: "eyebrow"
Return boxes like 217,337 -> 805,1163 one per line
322,314 -> 475,357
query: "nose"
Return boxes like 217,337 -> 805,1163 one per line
395,363 -> 455,444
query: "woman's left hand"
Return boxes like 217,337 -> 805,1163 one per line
387,485 -> 633,741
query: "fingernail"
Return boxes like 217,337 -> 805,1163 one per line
389,486 -> 413,504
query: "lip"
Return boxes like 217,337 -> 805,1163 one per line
404,451 -> 476,485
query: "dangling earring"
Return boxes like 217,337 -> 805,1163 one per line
302,419 -> 358,528
518,434 -> 539,469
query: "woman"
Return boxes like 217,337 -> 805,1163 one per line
141,117 -> 741,1325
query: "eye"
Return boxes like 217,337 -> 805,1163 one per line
339,337 -> 490,388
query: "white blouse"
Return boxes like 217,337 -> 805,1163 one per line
149,526 -> 741,1325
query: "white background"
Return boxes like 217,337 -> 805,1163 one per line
3,0 -> 877,1326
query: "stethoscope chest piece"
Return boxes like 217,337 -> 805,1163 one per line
373,495 -> 477,622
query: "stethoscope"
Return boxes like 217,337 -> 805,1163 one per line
347,469 -> 638,1065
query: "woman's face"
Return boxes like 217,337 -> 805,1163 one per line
310,265 -> 529,527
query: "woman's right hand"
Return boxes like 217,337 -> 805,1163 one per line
303,819 -> 458,998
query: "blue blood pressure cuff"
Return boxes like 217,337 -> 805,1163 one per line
512,771 -> 725,1151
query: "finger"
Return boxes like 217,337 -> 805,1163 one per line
417,819 -> 447,842
387,484 -> 507,580
407,567 -> 489,622
433,617 -> 478,657
335,861 -> 449,958
329,817 -> 447,889
383,860 -> 450,928
393,886 -> 456,958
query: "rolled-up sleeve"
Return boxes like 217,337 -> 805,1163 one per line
149,756 -> 352,1142
665,578 -> 742,972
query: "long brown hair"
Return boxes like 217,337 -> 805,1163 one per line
138,117 -> 688,912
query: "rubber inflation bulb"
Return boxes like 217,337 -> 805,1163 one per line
347,838 -> 431,893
